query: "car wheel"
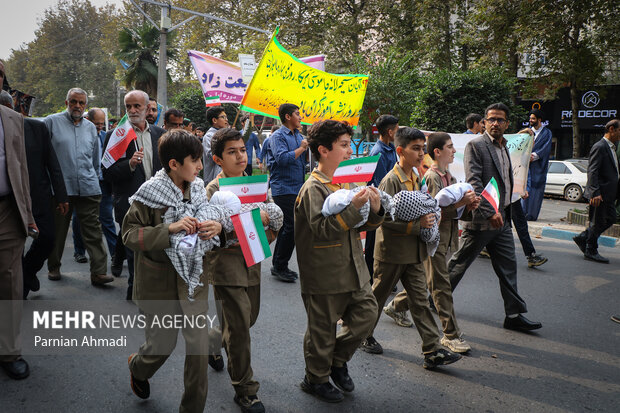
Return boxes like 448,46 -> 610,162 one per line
564,184 -> 583,202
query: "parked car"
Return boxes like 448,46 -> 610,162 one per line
544,159 -> 588,202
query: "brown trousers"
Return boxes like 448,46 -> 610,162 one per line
0,198 -> 26,361
372,260 -> 441,354
213,284 -> 261,397
301,282 -> 377,384
130,310 -> 210,413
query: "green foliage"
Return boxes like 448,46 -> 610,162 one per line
409,69 -> 525,133
351,49 -> 419,139
169,87 -> 207,127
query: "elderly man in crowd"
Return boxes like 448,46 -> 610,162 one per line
44,88 -> 113,286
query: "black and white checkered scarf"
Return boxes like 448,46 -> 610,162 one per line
393,190 -> 442,256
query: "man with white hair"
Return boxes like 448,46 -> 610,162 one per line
102,90 -> 165,300
44,88 -> 113,286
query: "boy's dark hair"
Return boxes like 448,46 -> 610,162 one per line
465,113 -> 483,129
206,106 -> 226,125
485,103 -> 510,119
158,129 -> 203,172
427,132 -> 452,160
188,121 -> 196,130
395,127 -> 425,148
196,126 -> 206,133
375,114 -> 399,136
211,127 -> 244,158
164,108 -> 184,123
278,103 -> 299,123
529,109 -> 544,120
307,120 -> 353,160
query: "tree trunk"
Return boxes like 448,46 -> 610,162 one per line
569,81 -> 581,158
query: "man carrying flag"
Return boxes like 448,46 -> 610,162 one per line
102,90 -> 166,300
448,103 -> 542,333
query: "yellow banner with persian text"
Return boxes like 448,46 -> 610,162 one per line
240,28 -> 369,127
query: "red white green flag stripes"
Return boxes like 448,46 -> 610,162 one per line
232,208 -> 271,267
331,155 -> 380,184
218,175 -> 269,203
204,95 -> 221,107
101,113 -> 137,168
481,177 -> 500,214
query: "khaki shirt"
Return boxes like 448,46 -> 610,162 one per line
294,169 -> 384,294
122,184 -> 209,315
204,172 -> 277,287
424,167 -> 459,253
374,164 -> 427,264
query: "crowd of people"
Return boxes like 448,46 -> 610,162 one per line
1,55 -> 620,413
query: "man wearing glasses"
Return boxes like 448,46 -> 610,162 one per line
202,106 -> 230,184
448,103 -> 542,332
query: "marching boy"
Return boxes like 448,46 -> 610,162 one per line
366,127 -> 462,369
205,128 -> 279,413
295,120 -> 384,403
424,132 -> 479,354
123,130 -> 225,413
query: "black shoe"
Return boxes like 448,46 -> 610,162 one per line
300,377 -> 344,403
283,268 -> 299,280
503,314 -> 542,332
330,363 -> 354,392
270,267 -> 296,283
24,273 -> 40,292
111,258 -> 123,277
423,348 -> 461,369
74,253 -> 88,263
573,235 -> 586,253
360,336 -> 383,354
584,250 -> 609,263
234,394 -> 265,413
1,358 -> 30,380
428,295 -> 437,313
128,354 -> 149,399
209,354 -> 224,371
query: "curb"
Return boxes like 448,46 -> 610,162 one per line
540,227 -> 618,248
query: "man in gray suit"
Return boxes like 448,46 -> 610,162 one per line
448,103 -> 542,332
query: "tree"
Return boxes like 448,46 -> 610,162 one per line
170,86 -> 207,127
116,24 -> 177,98
409,68 -> 525,133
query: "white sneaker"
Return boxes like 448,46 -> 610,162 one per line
440,335 -> 471,353
383,301 -> 413,328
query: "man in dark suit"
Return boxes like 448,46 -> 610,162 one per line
0,60 -> 37,379
522,109 -> 553,221
448,103 -> 542,332
103,90 -> 164,300
573,119 -> 620,263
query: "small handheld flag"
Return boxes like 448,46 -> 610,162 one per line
481,177 -> 500,214
332,155 -> 380,184
420,176 -> 428,193
219,175 -> 269,204
101,113 -> 137,168
232,209 -> 272,267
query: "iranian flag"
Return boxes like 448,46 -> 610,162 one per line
101,113 -> 137,168
204,95 -> 221,107
332,155 -> 380,184
219,175 -> 269,203
232,208 -> 272,267
419,176 -> 428,193
481,177 -> 500,214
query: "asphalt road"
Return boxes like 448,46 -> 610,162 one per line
2,223 -> 619,413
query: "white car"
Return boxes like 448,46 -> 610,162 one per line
544,159 -> 588,202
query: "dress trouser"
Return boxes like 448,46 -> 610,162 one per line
22,198 -> 55,294
72,180 -> 117,257
0,197 -> 26,361
449,222 -> 528,316
129,310 -> 209,413
213,284 -> 261,397
576,202 -> 617,252
301,282 -> 377,384
47,195 -> 107,276
272,194 -> 296,271
511,200 -> 535,256
372,261 -> 441,354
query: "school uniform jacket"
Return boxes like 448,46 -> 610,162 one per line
424,168 -> 459,253
294,169 -> 384,295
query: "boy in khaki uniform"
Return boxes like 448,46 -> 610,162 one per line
123,130 -> 224,413
424,132 -> 479,354
364,127 -> 462,369
295,120 -> 384,403
205,128 -> 276,413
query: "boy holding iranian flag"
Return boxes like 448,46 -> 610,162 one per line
294,120 -> 385,403
204,128 -> 279,413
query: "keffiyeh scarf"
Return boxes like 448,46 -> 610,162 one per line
129,169 -> 233,298
393,190 -> 442,256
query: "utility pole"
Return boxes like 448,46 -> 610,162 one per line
129,0 -> 269,116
